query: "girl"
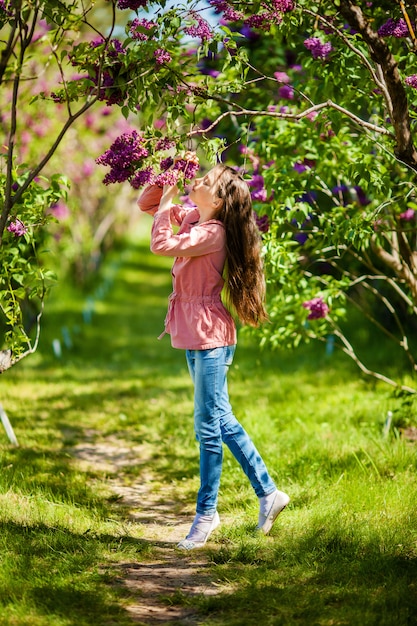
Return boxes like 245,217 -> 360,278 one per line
138,161 -> 289,550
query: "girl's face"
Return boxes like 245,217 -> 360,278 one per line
189,167 -> 222,213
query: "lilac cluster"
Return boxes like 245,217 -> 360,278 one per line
160,156 -> 174,171
400,209 -> 415,221
90,37 -> 125,57
154,48 -> 172,65
184,11 -> 213,42
209,1 -> 243,22
172,158 -> 200,180
271,0 -> 294,11
134,157 -> 200,188
96,130 -> 149,184
405,74 -> 417,89
116,0 -> 147,9
130,167 -> 155,189
154,170 -> 180,187
378,18 -> 410,38
302,296 -> 329,320
254,212 -> 269,233
209,0 -> 293,30
279,84 -> 294,100
249,174 -> 268,202
155,138 -> 176,151
7,218 -> 28,237
304,37 -> 333,60
129,18 -> 156,41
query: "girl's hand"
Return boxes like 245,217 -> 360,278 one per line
157,182 -> 178,212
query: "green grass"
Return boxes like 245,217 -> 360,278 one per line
1,220 -> 416,625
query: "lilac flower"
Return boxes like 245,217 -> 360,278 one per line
154,170 -> 180,187
302,296 -> 329,320
96,130 -> 148,184
155,138 -> 176,151
130,167 -> 156,189
49,202 -> 70,220
294,161 -> 308,173
245,13 -> 275,31
304,37 -> 333,60
117,0 -> 147,9
129,18 -> 156,41
198,66 -> 220,77
271,0 -> 294,11
249,174 -> 267,202
209,1 -> 243,22
154,48 -> 172,65
294,159 -> 315,173
405,74 -> 417,89
7,218 -> 28,237
184,11 -> 213,42
174,159 -> 200,180
279,84 -> 294,100
378,18 -> 410,38
274,71 -> 291,83
399,209 -> 415,221
354,186 -> 370,206
254,212 -> 269,233
107,38 -> 125,57
160,156 -> 174,171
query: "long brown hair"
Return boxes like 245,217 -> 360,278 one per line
213,165 -> 268,327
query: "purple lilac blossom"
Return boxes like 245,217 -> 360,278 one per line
272,0 -> 294,10
184,12 -> 213,41
155,138 -> 176,151
304,37 -> 332,60
209,1 -> 243,22
249,174 -> 267,202
274,71 -> 291,83
130,167 -> 156,189
154,170 -> 180,187
117,0 -> 147,9
354,186 -> 370,206
399,209 -> 415,221
405,75 -> 417,89
160,157 -> 174,171
154,48 -> 172,65
302,296 -> 329,320
96,130 -> 148,184
378,18 -> 410,38
129,18 -> 156,41
7,219 -> 28,237
254,212 -> 269,233
49,202 -> 70,220
245,13 -> 275,30
279,84 -> 294,100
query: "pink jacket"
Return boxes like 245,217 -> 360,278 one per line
138,185 -> 236,350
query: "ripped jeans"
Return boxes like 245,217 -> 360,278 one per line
186,345 -> 276,515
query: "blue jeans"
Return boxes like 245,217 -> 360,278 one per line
186,345 -> 276,515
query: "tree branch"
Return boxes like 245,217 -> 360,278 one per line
336,0 -> 417,169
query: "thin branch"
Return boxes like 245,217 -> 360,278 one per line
318,323 -> 416,394
186,99 -> 392,138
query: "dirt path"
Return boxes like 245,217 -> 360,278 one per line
73,437 -> 224,625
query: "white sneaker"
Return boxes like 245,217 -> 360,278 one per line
177,511 -> 220,550
257,489 -> 290,534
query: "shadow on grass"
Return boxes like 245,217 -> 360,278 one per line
0,520 -> 148,626
199,525 -> 417,626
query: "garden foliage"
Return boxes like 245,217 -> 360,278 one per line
1,0 -> 417,392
